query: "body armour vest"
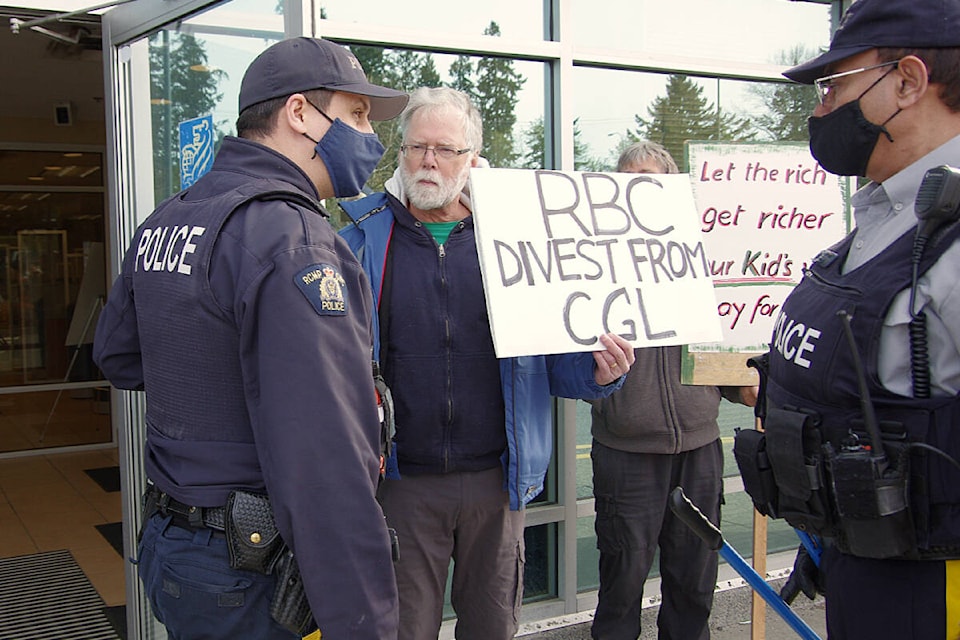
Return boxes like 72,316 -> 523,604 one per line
764,223 -> 960,559
129,177 -> 324,499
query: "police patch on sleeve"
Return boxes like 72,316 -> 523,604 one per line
295,263 -> 348,316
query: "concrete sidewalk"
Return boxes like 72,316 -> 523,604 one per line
517,552 -> 827,640
518,567 -> 826,640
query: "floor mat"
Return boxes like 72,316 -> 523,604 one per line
0,549 -> 120,639
95,522 -> 124,557
84,466 -> 121,492
103,605 -> 127,640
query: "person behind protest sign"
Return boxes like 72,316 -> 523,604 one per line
587,140 -> 757,640
338,86 -> 636,640
92,37 -> 407,639
736,0 -> 960,637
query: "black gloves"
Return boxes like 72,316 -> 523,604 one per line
780,544 -> 825,604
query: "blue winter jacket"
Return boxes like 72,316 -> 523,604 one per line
340,192 -> 624,510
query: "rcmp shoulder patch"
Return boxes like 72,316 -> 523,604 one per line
295,263 -> 348,316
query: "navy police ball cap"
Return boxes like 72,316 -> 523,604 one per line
785,0 -> 960,85
238,37 -> 409,120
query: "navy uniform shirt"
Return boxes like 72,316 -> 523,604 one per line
93,136 -> 398,638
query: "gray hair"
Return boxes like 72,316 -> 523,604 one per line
616,141 -> 679,174
399,87 -> 483,153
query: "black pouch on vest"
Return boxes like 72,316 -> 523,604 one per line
763,407 -> 835,536
270,549 -> 318,636
733,428 -> 778,517
224,490 -> 285,574
824,443 -> 917,559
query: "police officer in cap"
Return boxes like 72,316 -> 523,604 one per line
93,37 -> 407,639
751,0 -> 960,637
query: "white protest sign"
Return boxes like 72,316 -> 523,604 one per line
682,142 -> 849,384
469,168 -> 722,358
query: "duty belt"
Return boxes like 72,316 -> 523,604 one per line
144,484 -> 225,531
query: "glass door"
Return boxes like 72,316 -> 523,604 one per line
102,2 -> 305,637
0,144 -> 110,453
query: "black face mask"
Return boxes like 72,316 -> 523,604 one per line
807,67 -> 901,177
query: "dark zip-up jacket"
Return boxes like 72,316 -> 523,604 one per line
590,345 -> 740,454
340,191 -> 625,509
93,136 -> 398,638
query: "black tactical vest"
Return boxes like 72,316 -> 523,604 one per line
758,224 -> 960,559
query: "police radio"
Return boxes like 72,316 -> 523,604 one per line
909,165 -> 960,398
914,165 -> 960,235
825,310 -> 915,558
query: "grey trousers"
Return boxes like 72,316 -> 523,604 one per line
590,439 -> 723,640
378,466 -> 526,640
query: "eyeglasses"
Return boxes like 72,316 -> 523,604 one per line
814,60 -> 900,106
400,144 -> 472,161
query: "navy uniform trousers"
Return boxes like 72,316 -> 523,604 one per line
823,546 -> 960,639
136,513 -> 297,639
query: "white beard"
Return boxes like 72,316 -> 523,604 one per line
400,162 -> 471,211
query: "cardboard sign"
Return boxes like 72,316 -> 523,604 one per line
682,142 -> 849,384
469,168 -> 722,358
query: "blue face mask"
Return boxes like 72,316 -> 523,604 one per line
304,100 -> 385,198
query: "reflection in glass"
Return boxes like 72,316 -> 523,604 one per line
573,68 -> 819,172
571,0 -> 829,66
150,30 -> 230,202
148,3 -> 286,204
319,1 -> 544,41
0,388 -> 111,453
322,44 -> 545,228
0,150 -> 107,452
524,523 -> 557,601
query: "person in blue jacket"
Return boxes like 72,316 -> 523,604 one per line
93,38 -> 407,639
339,86 -> 635,640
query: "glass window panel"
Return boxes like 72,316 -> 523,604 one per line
571,0 -> 830,67
721,490 -> 799,558
323,47 -> 545,228
0,150 -> 103,188
573,67 -> 819,173
0,149 -> 107,452
577,397 -> 759,503
577,514 -> 600,592
0,185 -> 105,388
523,522 -> 557,601
0,386 -> 111,453
319,1 -> 545,41
148,33 -> 546,223
148,3 -> 287,203
719,400 -> 756,479
576,399 -> 593,500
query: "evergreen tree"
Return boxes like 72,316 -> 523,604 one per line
474,21 -> 526,167
631,74 -> 753,169
351,45 -> 391,88
751,45 -> 820,142
342,47 -> 446,197
383,50 -> 441,92
573,117 -> 609,171
521,117 -> 606,170
418,55 -> 442,89
520,117 -> 546,169
449,55 -> 477,102
149,31 -> 226,202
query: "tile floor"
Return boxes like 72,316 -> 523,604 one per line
0,447 -> 126,608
